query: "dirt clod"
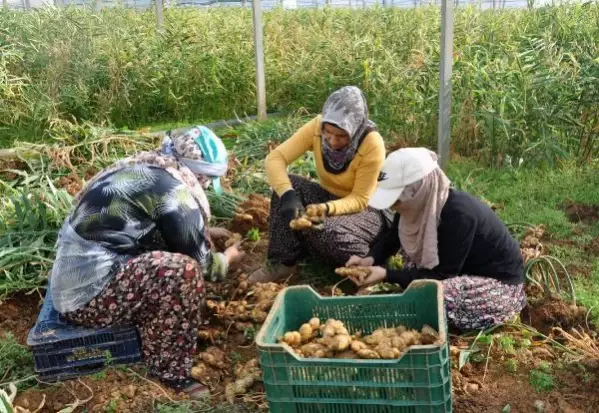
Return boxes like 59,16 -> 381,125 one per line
564,202 -> 599,225
524,297 -> 586,334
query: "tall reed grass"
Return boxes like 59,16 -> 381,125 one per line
0,4 -> 598,163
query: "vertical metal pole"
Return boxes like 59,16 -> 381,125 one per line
3,0 -> 8,9
155,0 -> 164,31
23,0 -> 30,9
437,0 -> 454,170
252,0 -> 267,121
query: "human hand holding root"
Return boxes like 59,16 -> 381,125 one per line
338,265 -> 387,287
224,242 -> 245,266
289,203 -> 327,231
340,256 -> 386,286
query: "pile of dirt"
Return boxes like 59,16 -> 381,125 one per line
0,292 -> 41,344
564,202 -> 599,225
523,297 -> 587,335
13,368 -> 180,413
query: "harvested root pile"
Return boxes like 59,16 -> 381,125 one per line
205,282 -> 285,325
280,318 -> 441,359
520,225 -> 545,263
553,327 -> 599,368
191,278 -> 282,407
230,194 -> 270,234
290,204 -> 326,231
335,266 -> 371,283
191,347 -> 227,387
225,358 -> 262,404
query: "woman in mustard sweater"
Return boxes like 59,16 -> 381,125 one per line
249,86 -> 392,283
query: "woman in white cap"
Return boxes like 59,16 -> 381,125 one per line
50,126 -> 244,396
346,147 -> 526,331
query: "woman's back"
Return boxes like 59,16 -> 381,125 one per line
71,164 -> 209,260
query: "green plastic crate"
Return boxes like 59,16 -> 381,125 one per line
255,280 -> 451,413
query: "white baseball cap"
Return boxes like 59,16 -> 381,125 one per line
368,147 -> 439,210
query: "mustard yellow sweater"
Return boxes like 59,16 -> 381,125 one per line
265,116 -> 385,216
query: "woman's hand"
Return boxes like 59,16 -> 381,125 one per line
346,255 -> 375,267
348,266 -> 386,287
224,242 -> 245,266
209,227 -> 232,240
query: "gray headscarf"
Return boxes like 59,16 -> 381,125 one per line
321,86 -> 376,173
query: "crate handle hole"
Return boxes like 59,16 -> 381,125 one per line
74,362 -> 105,372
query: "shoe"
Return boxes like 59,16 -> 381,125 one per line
248,263 -> 298,284
162,378 -> 210,400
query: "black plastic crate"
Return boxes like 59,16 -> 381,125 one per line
27,280 -> 142,381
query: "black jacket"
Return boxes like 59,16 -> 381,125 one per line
369,189 -> 524,288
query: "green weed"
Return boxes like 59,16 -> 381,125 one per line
505,358 -> 518,374
529,362 -> 556,392
0,333 -> 35,389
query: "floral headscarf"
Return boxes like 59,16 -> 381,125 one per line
321,86 -> 376,173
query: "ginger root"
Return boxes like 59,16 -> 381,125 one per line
299,323 -> 314,342
224,232 -> 242,248
281,318 -> 440,360
225,358 -> 262,404
357,349 -> 381,359
199,347 -> 227,369
290,206 -> 326,231
299,343 -> 330,358
420,324 -> 440,345
351,340 -> 369,352
289,217 -> 312,230
335,267 -> 371,280
282,331 -> 302,347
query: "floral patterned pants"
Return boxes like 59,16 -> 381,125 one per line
268,174 -> 393,267
63,251 -> 205,383
399,250 -> 526,331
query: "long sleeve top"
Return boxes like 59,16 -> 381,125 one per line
265,115 -> 385,216
369,190 -> 524,288
51,164 -> 226,313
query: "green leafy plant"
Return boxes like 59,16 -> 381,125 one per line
529,362 -> 556,392
246,227 -> 261,242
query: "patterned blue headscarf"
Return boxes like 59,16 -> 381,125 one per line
161,126 -> 228,194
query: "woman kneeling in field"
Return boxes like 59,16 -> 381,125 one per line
250,86 -> 393,284
50,126 -> 243,396
346,147 -> 526,331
